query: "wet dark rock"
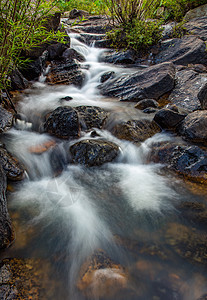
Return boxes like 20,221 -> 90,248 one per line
47,43 -> 68,60
10,69 -> 29,90
153,107 -> 186,130
62,48 -> 85,62
0,145 -> 24,181
155,36 -> 207,65
149,142 -> 207,182
94,39 -> 113,48
100,71 -> 115,83
143,107 -> 158,114
0,164 -> 13,249
76,106 -> 108,130
73,24 -> 112,35
0,106 -> 13,133
135,99 -> 159,110
44,12 -> 61,31
198,82 -> 207,109
169,68 -> 207,112
99,62 -> 175,101
165,223 -> 207,265
21,50 -> 48,81
46,59 -> 85,87
59,96 -> 73,103
78,33 -> 106,46
185,16 -> 207,41
179,110 -> 207,144
111,119 -> 161,143
99,50 -> 137,65
44,106 -> 80,139
70,139 -> 119,167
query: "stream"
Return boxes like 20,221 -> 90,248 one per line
2,35 -> 207,300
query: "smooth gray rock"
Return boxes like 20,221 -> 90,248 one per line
99,62 -> 175,101
155,36 -> 207,65
169,68 -> 207,112
185,16 -> 207,41
179,110 -> 207,143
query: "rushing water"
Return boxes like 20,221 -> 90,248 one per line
2,35 -> 207,300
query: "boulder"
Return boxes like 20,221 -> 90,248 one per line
100,71 -> 115,83
99,62 -> 175,101
44,106 -> 80,139
0,164 -> 13,249
135,99 -> 159,110
198,82 -> 207,109
62,48 -> 85,62
0,145 -> 25,181
21,50 -> 48,81
184,4 -> 207,21
155,36 -> 207,65
149,142 -> 207,182
43,12 -> 61,31
185,16 -> 207,41
111,119 -> 161,143
99,50 -> 137,65
179,110 -> 207,143
0,106 -> 13,133
47,43 -> 68,60
70,139 -> 119,167
10,69 -> 29,90
46,59 -> 85,87
75,106 -> 108,130
153,107 -> 186,130
168,68 -> 207,112
78,33 -> 106,46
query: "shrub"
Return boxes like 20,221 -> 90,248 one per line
108,19 -> 163,51
0,0 -> 65,91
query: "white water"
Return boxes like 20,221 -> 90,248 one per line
4,35 -> 178,299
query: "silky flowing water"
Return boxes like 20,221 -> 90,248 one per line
1,35 -> 207,299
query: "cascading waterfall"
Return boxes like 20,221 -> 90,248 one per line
2,34 -> 188,300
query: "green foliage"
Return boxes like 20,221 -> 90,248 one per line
105,0 -> 163,52
158,0 -> 207,21
57,0 -> 106,14
0,0 -> 66,90
105,0 -> 161,26
108,20 -> 163,51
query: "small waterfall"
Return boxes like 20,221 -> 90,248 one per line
3,34 -> 181,300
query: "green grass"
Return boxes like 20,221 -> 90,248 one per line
57,0 -> 107,14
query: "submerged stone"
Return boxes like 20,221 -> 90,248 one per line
111,119 -> 161,143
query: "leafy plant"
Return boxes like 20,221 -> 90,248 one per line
108,19 -> 163,51
57,0 -> 106,14
0,0 -> 65,92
